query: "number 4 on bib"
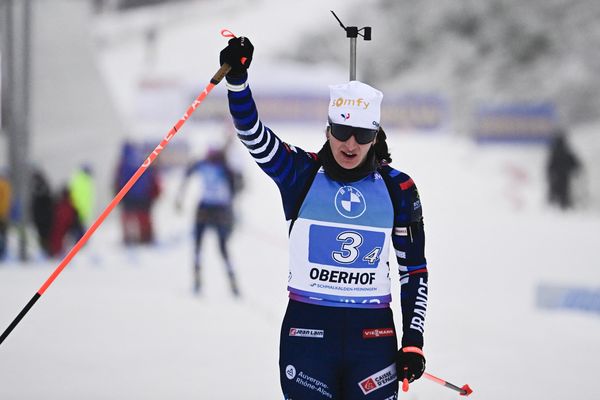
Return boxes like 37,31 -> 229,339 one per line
362,247 -> 381,265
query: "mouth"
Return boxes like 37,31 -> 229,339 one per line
341,150 -> 357,159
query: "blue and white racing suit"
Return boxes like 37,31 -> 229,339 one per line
227,73 -> 428,399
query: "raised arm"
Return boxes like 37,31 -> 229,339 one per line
219,37 -> 320,220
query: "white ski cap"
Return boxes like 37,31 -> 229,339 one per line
328,80 -> 383,130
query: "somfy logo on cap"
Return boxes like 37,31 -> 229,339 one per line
328,81 -> 383,130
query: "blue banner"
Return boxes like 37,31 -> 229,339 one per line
474,102 -> 558,143
536,284 -> 600,315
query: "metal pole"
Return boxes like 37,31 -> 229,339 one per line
1,0 -> 14,137
6,0 -> 31,261
349,37 -> 356,81
0,8 -> 5,264
3,0 -> 16,202
330,12 -> 369,82
1,1 -> 9,133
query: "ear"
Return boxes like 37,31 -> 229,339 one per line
325,126 -> 331,140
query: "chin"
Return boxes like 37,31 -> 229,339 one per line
340,161 -> 360,170
333,154 -> 362,170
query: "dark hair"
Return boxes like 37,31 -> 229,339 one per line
374,127 -> 392,164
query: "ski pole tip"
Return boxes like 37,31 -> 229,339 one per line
402,378 -> 409,392
460,384 -> 473,396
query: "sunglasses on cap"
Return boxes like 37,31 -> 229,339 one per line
328,121 -> 378,145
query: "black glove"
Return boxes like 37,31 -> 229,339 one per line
396,347 -> 426,383
219,36 -> 254,77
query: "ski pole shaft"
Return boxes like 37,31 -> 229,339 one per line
0,63 -> 232,348
423,372 -> 473,396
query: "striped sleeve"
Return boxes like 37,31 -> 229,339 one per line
226,73 -> 319,220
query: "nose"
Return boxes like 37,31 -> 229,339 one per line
345,134 -> 359,148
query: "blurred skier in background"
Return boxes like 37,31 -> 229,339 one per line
219,37 -> 428,399
114,140 -> 161,245
546,129 -> 581,209
0,171 -> 12,260
176,137 -> 244,296
30,167 -> 54,256
69,164 -> 95,239
48,186 -> 79,257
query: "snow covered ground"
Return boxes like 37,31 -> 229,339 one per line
1,125 -> 599,399
2,1 -> 600,399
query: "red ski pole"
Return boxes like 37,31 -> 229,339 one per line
423,372 -> 473,396
0,60 -> 233,348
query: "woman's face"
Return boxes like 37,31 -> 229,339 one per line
327,128 -> 375,170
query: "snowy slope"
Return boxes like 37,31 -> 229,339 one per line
2,1 -> 600,399
1,125 -> 600,399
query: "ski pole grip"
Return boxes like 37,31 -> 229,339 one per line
210,63 -> 232,85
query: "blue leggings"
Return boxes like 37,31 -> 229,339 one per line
279,300 -> 398,400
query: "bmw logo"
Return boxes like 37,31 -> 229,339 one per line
334,186 -> 366,219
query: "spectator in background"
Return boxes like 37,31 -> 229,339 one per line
30,167 -> 54,256
114,141 -> 161,245
69,164 -> 95,239
546,129 -> 581,209
176,141 -> 244,296
0,171 -> 12,260
48,186 -> 79,257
